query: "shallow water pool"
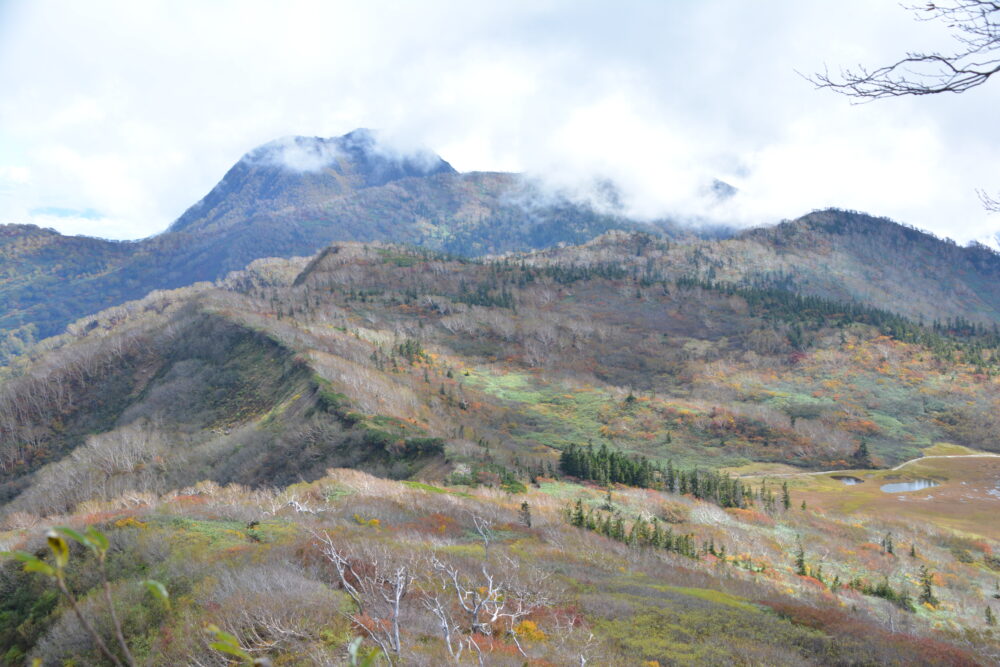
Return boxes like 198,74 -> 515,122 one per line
880,479 -> 939,493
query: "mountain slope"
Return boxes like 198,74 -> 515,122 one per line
738,210 -> 1000,323
1,239 -> 997,664
529,208 -> 1000,326
0,284 -> 446,509
0,131 -> 648,346
6,238 -> 1000,510
168,129 -> 458,235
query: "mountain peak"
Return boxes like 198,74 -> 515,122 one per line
240,129 -> 455,182
243,134 -> 353,173
169,129 -> 456,233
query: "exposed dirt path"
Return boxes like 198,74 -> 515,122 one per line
886,453 -> 1000,472
738,453 -> 1000,479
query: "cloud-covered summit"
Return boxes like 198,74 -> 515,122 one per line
243,129 -> 455,183
246,135 -> 348,173
169,129 -> 455,234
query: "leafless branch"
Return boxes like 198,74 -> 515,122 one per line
420,593 -> 465,662
806,1 -> 1000,99
54,574 -> 126,667
978,188 -> 1000,211
313,532 -> 412,661
424,554 -> 549,660
470,513 -> 495,559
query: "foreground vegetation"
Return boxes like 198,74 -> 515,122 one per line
2,465 -> 996,665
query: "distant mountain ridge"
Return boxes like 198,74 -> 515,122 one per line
0,129 -> 649,349
526,208 -> 1000,326
2,129 -> 1000,358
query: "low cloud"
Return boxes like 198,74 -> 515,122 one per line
243,130 -> 449,177
26,211 -> 138,240
245,136 -> 345,173
363,129 -> 452,174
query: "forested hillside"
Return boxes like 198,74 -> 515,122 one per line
1,237 -> 998,664
529,208 -> 1000,325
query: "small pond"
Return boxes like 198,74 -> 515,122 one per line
831,475 -> 864,485
880,479 -> 939,494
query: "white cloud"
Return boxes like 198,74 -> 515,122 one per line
0,0 -> 997,241
246,136 -> 345,173
0,166 -> 30,185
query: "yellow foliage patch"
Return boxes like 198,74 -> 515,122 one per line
514,620 -> 547,641
114,516 -> 147,530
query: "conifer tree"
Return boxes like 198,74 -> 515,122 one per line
852,440 -> 873,468
613,516 -> 626,541
651,519 -> 663,548
919,566 -> 938,606
571,499 -> 585,528
795,541 -> 807,576
602,487 -> 614,511
519,501 -> 532,528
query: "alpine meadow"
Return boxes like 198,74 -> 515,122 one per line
2,2 -> 1000,666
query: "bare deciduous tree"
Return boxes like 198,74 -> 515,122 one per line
202,565 -> 334,660
313,533 -> 412,662
470,514 -> 496,559
420,590 -> 466,662
422,554 -> 549,662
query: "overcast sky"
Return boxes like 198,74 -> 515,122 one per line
1,0 -> 998,242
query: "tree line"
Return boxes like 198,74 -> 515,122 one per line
558,443 -> 760,510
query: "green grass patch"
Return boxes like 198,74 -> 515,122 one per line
921,442 -> 981,456
402,480 -> 471,497
375,248 -> 422,267
618,572 -> 760,612
466,370 -> 616,449
149,516 -> 297,552
538,480 -> 590,499
321,483 -> 356,502
655,584 -> 760,612
588,583 -> 828,666
436,544 -> 486,559
464,370 -> 550,403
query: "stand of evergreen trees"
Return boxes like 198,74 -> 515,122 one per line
559,443 -> 656,488
568,499 -> 699,559
848,576 -> 915,611
558,443 -> 752,509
